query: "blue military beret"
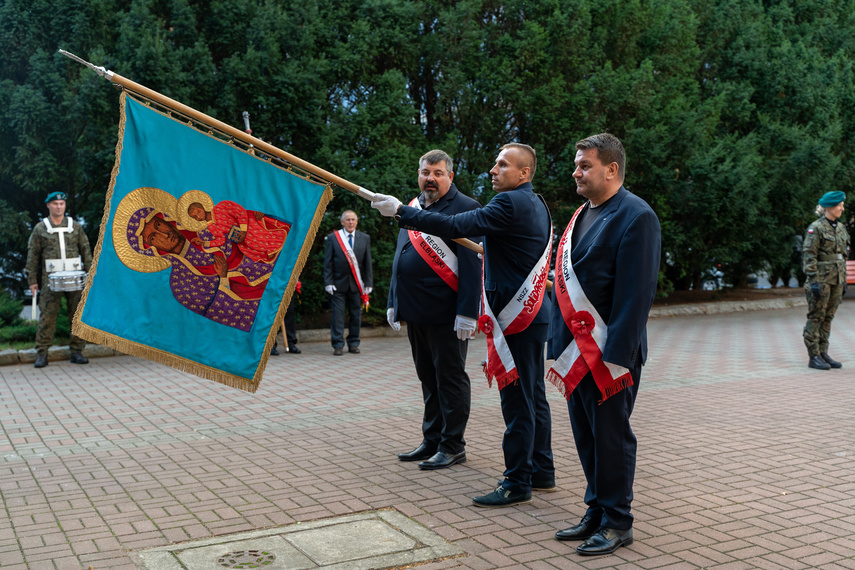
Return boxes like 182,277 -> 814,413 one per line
818,191 -> 845,207
45,191 -> 68,204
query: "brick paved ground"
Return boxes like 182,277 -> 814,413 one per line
1,302 -> 854,569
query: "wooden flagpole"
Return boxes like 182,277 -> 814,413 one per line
58,49 -> 485,255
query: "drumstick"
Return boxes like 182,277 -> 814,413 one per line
31,290 -> 37,320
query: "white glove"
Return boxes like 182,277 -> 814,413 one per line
325,285 -> 336,295
387,308 -> 401,331
365,287 -> 373,295
454,315 -> 477,341
371,193 -> 403,217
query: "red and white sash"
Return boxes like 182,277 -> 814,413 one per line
478,224 -> 552,391
334,229 -> 370,307
546,204 -> 633,402
407,197 -> 459,291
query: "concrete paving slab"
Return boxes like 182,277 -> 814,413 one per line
132,550 -> 184,570
288,519 -> 415,564
131,510 -> 463,570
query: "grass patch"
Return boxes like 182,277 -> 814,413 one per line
0,336 -> 71,352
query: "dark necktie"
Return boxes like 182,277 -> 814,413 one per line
348,233 -> 353,249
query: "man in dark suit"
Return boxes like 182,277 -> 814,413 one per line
389,150 -> 482,470
373,143 -> 555,507
548,133 -> 660,556
323,210 -> 373,355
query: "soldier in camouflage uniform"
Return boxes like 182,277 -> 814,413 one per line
803,191 -> 849,370
25,192 -> 93,368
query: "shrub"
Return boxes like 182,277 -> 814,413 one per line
0,322 -> 37,343
0,289 -> 23,327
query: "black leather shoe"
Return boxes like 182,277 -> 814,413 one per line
70,352 -> 89,364
555,515 -> 598,541
348,346 -> 360,354
398,443 -> 437,462
288,345 -> 301,354
418,450 -> 466,470
270,344 -> 280,356
576,527 -> 633,556
333,347 -> 344,356
809,355 -> 831,370
821,352 -> 842,368
34,353 -> 48,368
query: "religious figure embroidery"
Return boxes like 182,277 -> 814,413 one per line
113,187 -> 284,332
176,189 -> 291,264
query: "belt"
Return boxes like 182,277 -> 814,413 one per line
818,253 -> 843,261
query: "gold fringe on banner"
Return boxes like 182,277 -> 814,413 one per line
256,183 -> 332,390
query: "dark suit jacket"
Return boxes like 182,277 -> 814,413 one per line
388,184 -> 482,325
398,182 -> 551,327
323,229 -> 373,293
547,187 -> 661,368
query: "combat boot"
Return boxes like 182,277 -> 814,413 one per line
34,353 -> 48,368
821,352 -> 842,368
70,352 -> 89,364
809,355 -> 831,370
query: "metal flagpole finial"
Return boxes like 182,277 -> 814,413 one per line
58,49 -> 114,80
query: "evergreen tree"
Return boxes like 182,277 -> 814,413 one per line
1,0 -> 853,320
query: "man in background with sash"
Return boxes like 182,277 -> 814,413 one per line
26,191 -> 92,368
388,150 -> 481,470
323,210 -> 373,356
372,143 -> 555,507
548,133 -> 660,556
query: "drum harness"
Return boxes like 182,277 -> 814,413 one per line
43,217 -> 83,274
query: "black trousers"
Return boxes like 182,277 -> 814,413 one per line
283,296 -> 297,347
330,290 -> 362,348
568,357 -> 642,530
407,323 -> 471,454
499,323 -> 554,493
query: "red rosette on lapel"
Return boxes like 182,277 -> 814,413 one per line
570,310 -> 595,337
478,314 -> 494,334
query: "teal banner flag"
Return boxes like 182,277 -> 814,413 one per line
75,93 -> 332,392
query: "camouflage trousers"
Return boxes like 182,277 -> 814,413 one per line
803,281 -> 844,356
35,287 -> 86,354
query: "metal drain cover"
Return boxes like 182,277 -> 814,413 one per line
217,550 -> 276,568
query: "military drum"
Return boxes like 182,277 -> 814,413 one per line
48,270 -> 87,292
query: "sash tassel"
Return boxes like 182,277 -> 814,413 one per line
494,368 -> 520,391
546,358 -> 633,404
601,371 -> 634,402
